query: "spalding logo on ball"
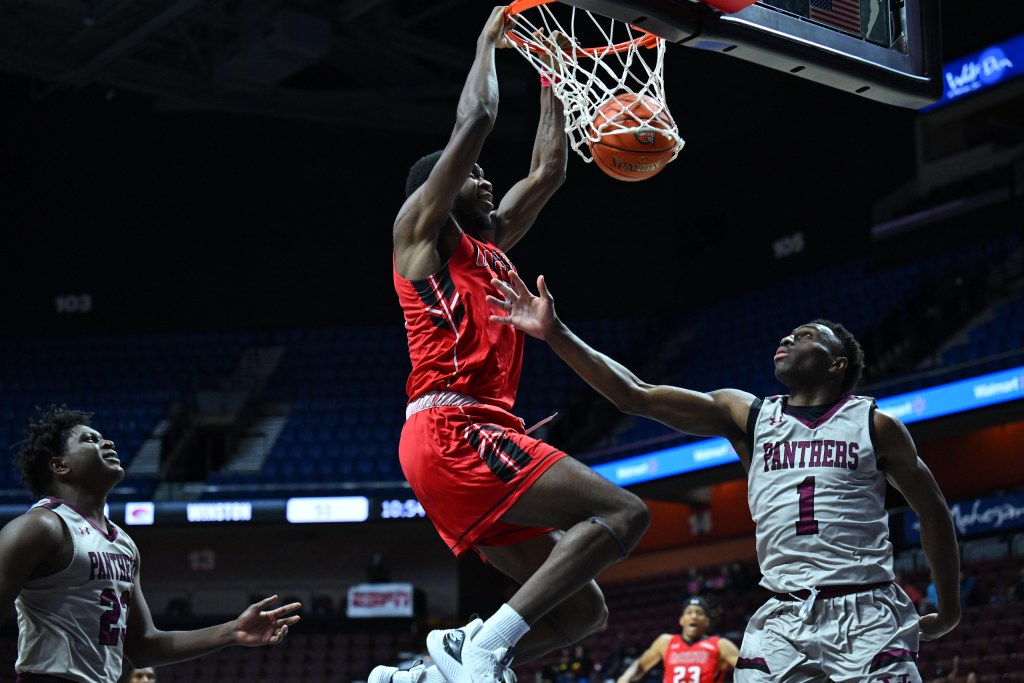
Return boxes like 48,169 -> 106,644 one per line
587,92 -> 682,182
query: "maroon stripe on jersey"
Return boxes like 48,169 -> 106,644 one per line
43,497 -> 119,541
412,267 -> 465,331
869,647 -> 917,671
735,657 -> 770,673
465,424 -> 532,483
787,394 -> 856,429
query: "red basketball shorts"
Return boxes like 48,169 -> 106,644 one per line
399,403 -> 568,557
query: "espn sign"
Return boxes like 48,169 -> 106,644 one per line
346,582 -> 415,618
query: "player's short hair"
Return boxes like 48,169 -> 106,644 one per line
682,594 -> 722,626
405,150 -> 444,198
811,318 -> 865,394
13,405 -> 93,498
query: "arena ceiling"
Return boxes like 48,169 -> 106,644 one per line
0,0 -> 537,134
1,0 -> 1015,135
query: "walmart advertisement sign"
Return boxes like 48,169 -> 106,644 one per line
875,365 -> 1024,425
927,32 -> 1024,109
591,438 -> 738,487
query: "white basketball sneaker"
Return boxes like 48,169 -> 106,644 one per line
460,640 -> 515,683
498,648 -> 517,683
425,617 -> 484,683
368,660 -> 428,683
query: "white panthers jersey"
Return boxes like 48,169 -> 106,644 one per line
16,497 -> 140,683
748,395 -> 895,593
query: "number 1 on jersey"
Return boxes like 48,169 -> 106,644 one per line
795,475 -> 819,535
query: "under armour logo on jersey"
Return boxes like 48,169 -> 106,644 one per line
77,525 -> 91,535
769,415 -> 786,425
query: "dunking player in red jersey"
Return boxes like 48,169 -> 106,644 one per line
372,7 -> 651,683
616,597 -> 739,683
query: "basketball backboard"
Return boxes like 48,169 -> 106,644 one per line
558,0 -> 943,108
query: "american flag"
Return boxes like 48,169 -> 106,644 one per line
809,0 -> 861,35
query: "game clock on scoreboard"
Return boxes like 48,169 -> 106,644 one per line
379,498 -> 426,519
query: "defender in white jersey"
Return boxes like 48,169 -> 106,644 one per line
488,271 -> 962,682
16,497 -> 140,682
751,394 -> 891,591
0,406 -> 301,683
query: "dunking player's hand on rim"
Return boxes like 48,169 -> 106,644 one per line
233,595 -> 302,646
536,30 -> 574,62
484,6 -> 513,49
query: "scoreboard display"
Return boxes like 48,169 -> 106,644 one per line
0,495 -> 428,527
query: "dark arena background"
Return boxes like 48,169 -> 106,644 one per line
1,1 -> 1023,682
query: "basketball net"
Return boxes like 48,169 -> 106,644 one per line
505,1 -> 685,164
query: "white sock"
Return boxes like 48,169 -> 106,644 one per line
473,603 -> 530,651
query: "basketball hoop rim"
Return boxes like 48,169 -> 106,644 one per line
504,0 -> 661,57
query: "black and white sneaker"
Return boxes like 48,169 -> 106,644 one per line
425,617 -> 484,683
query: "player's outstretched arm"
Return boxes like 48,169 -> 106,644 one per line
492,33 -> 569,251
126,579 -> 301,667
488,271 -> 755,446
394,6 -> 510,280
875,409 -> 960,641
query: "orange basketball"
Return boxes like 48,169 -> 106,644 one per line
587,93 -> 678,182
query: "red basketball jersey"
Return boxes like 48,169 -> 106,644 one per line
394,231 -> 523,410
663,635 -> 723,683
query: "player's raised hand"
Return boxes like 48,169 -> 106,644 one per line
485,6 -> 513,49
535,29 -> 574,68
234,595 -> 301,646
487,271 -> 556,340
